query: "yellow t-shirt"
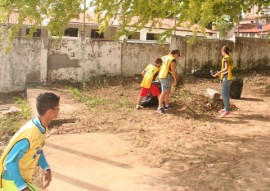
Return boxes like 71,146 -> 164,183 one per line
220,55 -> 234,80
141,64 -> 160,88
0,120 -> 47,186
158,55 -> 175,79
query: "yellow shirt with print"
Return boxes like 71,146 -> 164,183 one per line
0,120 -> 47,186
141,64 -> 160,88
158,55 -> 175,79
220,55 -> 234,81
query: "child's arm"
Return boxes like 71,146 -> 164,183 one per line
38,151 -> 52,189
141,65 -> 149,76
4,139 -> 30,191
141,70 -> 146,76
170,61 -> 177,86
37,150 -> 50,171
213,60 -> 228,77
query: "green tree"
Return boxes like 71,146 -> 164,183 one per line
215,15 -> 234,38
91,0 -> 269,40
0,0 -> 83,51
0,0 -> 269,44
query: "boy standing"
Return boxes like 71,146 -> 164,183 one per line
0,92 -> 60,191
157,50 -> 180,113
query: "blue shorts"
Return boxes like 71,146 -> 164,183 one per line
159,74 -> 171,92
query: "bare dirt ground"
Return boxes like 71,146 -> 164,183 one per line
46,70 -> 270,191
1,70 -> 270,191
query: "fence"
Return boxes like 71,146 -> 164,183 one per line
0,36 -> 269,92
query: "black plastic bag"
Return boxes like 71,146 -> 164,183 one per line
141,94 -> 159,107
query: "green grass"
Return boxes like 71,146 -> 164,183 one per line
69,86 -> 133,113
69,87 -> 106,109
171,88 -> 192,99
0,97 -> 31,143
14,97 -> 31,118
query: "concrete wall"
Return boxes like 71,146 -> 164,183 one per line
234,37 -> 270,69
47,39 -> 122,82
171,36 -> 270,73
0,38 -> 43,92
1,36 -> 270,93
170,36 -> 234,73
121,42 -> 170,75
48,40 -> 169,79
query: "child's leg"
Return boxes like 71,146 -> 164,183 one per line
137,88 -> 144,106
222,78 -> 232,112
164,91 -> 170,106
137,88 -> 149,107
137,95 -> 143,105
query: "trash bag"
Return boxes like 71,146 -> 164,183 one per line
140,82 -> 161,107
192,69 -> 215,78
140,94 -> 159,107
230,79 -> 244,99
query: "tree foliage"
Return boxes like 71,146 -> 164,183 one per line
0,0 -> 269,45
91,0 -> 269,39
215,15 -> 234,38
0,0 -> 82,51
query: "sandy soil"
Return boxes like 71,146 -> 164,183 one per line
1,70 -> 270,191
46,70 -> 270,191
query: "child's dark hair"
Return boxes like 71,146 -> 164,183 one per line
222,46 -> 231,55
155,58 -> 162,64
170,49 -> 181,56
36,92 -> 60,115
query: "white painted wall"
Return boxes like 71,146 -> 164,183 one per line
1,36 -> 270,93
121,42 -> 169,75
0,38 -> 42,93
120,27 -> 216,42
47,39 -> 122,82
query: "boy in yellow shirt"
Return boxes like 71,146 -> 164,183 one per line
0,92 -> 60,191
136,58 -> 162,109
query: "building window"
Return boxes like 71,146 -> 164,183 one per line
64,28 -> 78,37
146,33 -> 158,40
17,29 -> 22,37
128,32 -> 140,40
91,29 -> 104,39
26,28 -> 41,37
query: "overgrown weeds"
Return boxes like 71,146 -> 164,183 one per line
69,87 -> 106,109
0,97 -> 31,144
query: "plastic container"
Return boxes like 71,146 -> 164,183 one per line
230,79 -> 244,99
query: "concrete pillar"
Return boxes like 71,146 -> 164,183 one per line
140,29 -> 147,40
170,35 -> 178,50
40,29 -> 48,84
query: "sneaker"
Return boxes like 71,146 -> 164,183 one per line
164,105 -> 172,111
156,108 -> 164,114
136,105 -> 143,110
218,109 -> 225,114
220,111 -> 230,118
